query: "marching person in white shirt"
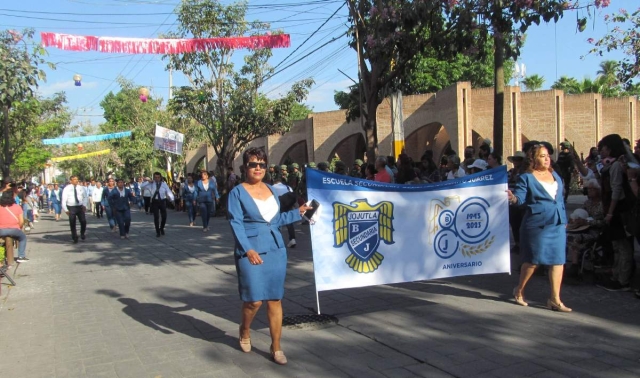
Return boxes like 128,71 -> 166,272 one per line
150,172 -> 175,237
91,181 -> 104,218
61,175 -> 89,244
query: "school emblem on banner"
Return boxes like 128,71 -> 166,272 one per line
429,196 -> 494,259
333,199 -> 394,273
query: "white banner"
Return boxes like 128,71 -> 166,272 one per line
153,125 -> 184,155
306,167 -> 511,292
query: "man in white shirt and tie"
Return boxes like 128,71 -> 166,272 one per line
150,172 -> 175,237
61,175 -> 89,244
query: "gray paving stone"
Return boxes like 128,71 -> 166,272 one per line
2,204 -> 640,378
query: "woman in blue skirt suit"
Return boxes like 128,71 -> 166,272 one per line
49,183 -> 63,221
227,147 -> 312,365
508,144 -> 571,312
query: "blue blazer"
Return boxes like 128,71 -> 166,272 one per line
227,184 -> 301,258
195,178 -> 220,203
108,188 -> 134,211
512,171 -> 568,228
182,184 -> 197,202
101,187 -> 113,207
49,189 -> 62,204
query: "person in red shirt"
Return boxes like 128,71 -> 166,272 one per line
0,190 -> 28,263
374,157 -> 392,183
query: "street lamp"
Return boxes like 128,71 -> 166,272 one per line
513,62 -> 526,87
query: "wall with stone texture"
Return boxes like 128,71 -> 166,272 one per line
186,83 -> 640,173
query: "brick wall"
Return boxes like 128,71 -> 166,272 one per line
602,97 -> 634,140
520,90 -> 559,154
184,84 -> 640,173
564,94 -> 599,157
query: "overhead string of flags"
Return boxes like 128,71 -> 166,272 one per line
40,32 -> 291,54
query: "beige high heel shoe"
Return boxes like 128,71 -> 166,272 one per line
239,326 -> 251,353
513,287 -> 528,307
547,299 -> 572,312
270,345 -> 287,365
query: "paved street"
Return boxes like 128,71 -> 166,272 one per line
1,198 -> 640,378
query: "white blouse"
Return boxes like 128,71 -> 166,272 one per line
253,195 -> 278,222
539,180 -> 558,199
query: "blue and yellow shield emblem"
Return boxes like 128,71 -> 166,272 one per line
333,199 -> 394,273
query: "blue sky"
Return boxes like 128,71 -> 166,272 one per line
2,0 -> 633,128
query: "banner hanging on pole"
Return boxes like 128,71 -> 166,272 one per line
42,131 -> 132,145
153,125 -> 184,155
51,149 -> 111,162
306,167 -> 511,292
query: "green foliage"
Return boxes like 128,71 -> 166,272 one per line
588,7 -> 639,88
289,102 -> 312,122
522,74 -> 545,91
100,77 -> 164,178
8,92 -> 70,179
334,39 -> 515,118
0,29 -> 50,107
0,28 -> 55,176
165,0 -> 312,177
551,60 -> 637,98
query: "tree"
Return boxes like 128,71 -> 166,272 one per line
552,76 -> 581,94
345,0 -> 480,163
522,74 -> 545,91
289,103 -> 313,122
8,92 -> 71,179
588,7 -> 640,88
0,28 -> 54,178
165,0 -> 312,187
100,77 -> 164,178
459,0 -> 608,157
596,60 -> 620,87
334,40 -> 515,117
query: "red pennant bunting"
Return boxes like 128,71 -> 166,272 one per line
40,32 -> 290,53
40,32 -> 98,51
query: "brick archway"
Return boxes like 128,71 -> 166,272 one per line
325,132 -> 366,164
279,140 -> 308,166
404,122 -> 452,162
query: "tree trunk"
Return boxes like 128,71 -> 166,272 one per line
2,105 -> 10,179
364,99 -> 379,164
493,34 -> 505,159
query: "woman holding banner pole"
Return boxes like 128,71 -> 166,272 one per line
227,147 -> 312,365
507,144 -> 571,312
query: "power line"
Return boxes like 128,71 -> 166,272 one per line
265,32 -> 347,81
273,3 -> 344,70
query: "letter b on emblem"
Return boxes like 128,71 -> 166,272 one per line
351,224 -> 359,232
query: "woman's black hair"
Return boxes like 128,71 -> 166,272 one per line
365,163 -> 377,176
598,134 -> 626,158
488,152 -> 502,165
242,147 -> 268,166
0,191 -> 15,207
421,151 -> 438,172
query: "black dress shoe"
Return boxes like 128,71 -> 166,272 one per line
160,228 -> 165,236
73,237 -> 79,244
81,234 -> 86,241
156,232 -> 161,237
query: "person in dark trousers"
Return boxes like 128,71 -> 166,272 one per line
141,177 -> 153,214
102,178 -> 117,232
61,175 -> 89,244
150,172 -> 174,237
195,170 -> 220,232
556,141 -> 574,201
110,178 -> 135,239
